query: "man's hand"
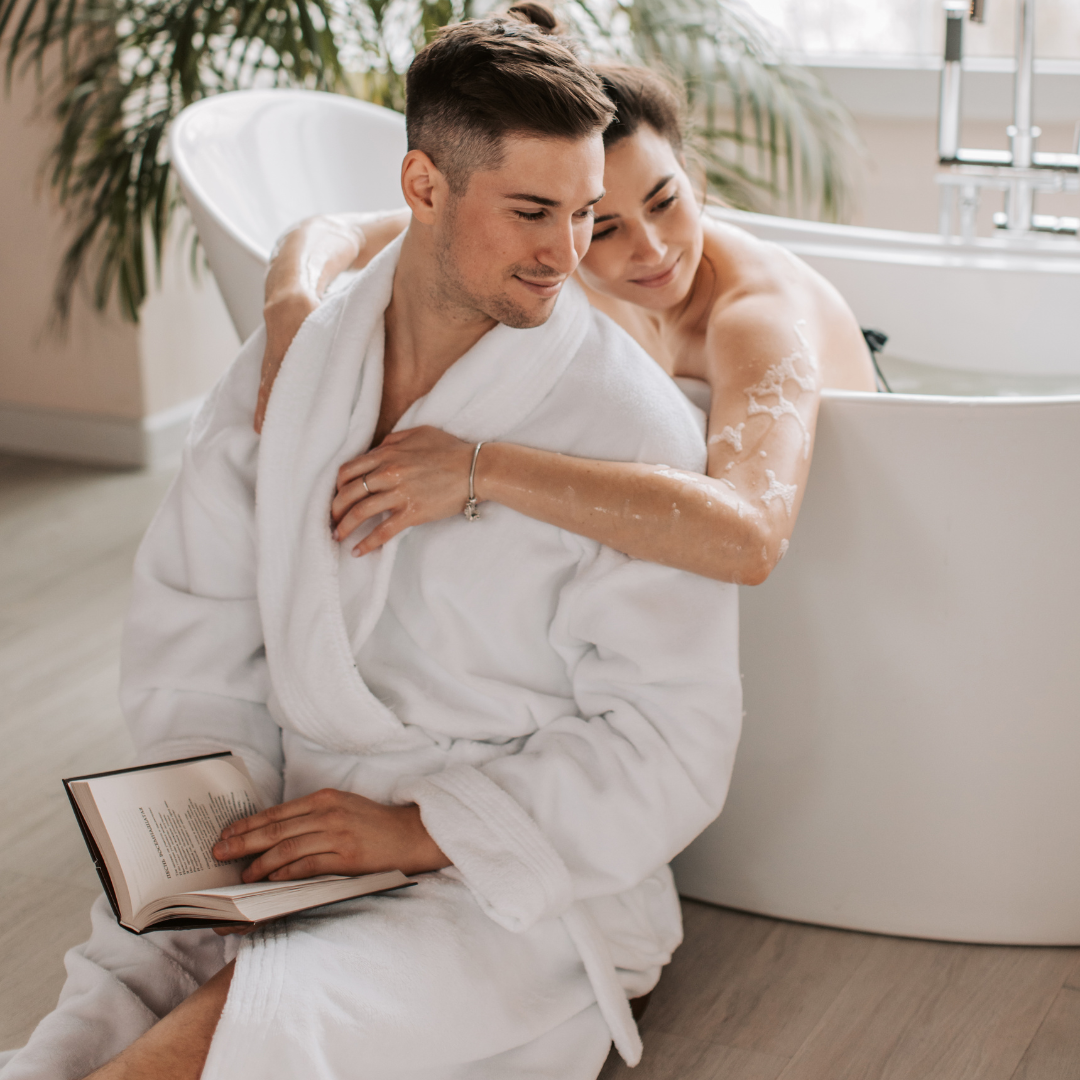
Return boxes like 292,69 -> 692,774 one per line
211,789 -> 450,884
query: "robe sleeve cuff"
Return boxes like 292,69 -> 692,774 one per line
394,766 -> 573,933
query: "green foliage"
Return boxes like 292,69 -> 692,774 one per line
1,0 -> 858,323
567,0 -> 860,219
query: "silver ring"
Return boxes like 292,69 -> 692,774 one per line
362,477 -> 371,495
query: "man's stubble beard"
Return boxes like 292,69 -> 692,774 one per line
433,198 -> 559,330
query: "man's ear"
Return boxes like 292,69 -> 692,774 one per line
401,150 -> 449,225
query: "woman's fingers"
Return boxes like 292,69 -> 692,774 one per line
376,427 -> 421,446
330,426 -> 474,546
351,512 -> 413,557
333,491 -> 398,538
331,476 -> 384,528
336,452 -> 381,492
334,427 -> 447,491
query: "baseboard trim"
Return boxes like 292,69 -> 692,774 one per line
0,397 -> 204,469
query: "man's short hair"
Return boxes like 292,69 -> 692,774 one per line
405,5 -> 615,194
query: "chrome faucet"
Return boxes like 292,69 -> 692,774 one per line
936,0 -> 1079,238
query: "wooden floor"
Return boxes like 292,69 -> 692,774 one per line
2,452 -> 1079,1079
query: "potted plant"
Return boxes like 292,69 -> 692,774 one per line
1,0 -> 859,321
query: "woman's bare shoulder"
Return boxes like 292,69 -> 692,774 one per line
701,216 -> 808,298
700,217 -> 875,392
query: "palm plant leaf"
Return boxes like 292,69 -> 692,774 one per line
2,0 -> 858,322
565,0 -> 860,220
2,0 -> 352,320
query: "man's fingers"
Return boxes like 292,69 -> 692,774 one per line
213,922 -> 259,937
214,811 -> 324,861
242,832 -> 345,883
266,853 -> 345,882
218,793 -> 321,841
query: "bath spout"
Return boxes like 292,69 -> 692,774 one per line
1005,0 -> 1038,230
937,4 -> 965,163
936,0 -> 1080,239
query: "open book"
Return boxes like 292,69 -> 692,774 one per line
64,752 -> 413,934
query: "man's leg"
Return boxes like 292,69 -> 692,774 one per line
83,962 -> 233,1080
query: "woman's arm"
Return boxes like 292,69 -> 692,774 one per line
333,429 -> 775,584
330,304 -> 821,584
256,210 -> 411,431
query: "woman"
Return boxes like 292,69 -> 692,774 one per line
256,55 -> 875,584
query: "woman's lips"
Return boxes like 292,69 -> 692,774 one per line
631,257 -> 680,289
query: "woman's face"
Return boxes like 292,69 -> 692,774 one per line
577,125 -> 703,311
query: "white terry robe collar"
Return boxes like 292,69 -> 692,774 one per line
256,234 -> 591,756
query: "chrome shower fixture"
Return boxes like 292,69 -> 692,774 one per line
936,0 -> 1079,239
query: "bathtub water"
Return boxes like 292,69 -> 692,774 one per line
877,354 -> 1080,398
169,91 -> 1080,946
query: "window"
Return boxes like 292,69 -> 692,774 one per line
745,0 -> 1080,61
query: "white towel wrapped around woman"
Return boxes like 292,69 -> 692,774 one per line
2,236 -> 742,1080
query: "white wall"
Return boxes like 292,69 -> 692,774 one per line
816,60 -> 1080,234
1,60 -> 1076,466
0,72 -> 238,467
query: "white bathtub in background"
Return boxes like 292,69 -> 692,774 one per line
677,209 -> 1080,946
171,90 -> 1080,946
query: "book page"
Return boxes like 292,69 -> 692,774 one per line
84,757 -> 261,915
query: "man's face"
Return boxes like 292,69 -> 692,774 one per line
433,133 -> 605,328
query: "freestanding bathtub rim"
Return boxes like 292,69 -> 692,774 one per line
169,88 -> 407,266
823,388 -> 1080,406
708,205 -> 1080,263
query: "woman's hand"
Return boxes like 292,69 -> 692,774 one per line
332,426 -> 477,556
255,289 -> 320,433
211,788 -> 450,884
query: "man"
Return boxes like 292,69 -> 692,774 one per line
3,15 -> 741,1080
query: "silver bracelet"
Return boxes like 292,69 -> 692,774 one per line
463,441 -> 485,521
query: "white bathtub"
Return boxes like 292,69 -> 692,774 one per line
171,91 -> 1080,945
676,209 -> 1080,945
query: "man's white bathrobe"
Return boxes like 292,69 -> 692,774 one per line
2,237 -> 741,1080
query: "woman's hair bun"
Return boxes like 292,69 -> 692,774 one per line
506,1 -> 559,32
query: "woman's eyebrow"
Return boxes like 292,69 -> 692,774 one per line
643,175 -> 675,203
593,175 -> 677,226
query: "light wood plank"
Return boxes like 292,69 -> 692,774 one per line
777,935 -> 1077,1080
645,902 -> 873,1057
600,1029 -> 788,1080
1006,989 -> 1080,1080
5,451 -> 1080,1079
1010,986 -> 1080,1080
0,871 -> 100,1050
0,456 -> 164,1047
